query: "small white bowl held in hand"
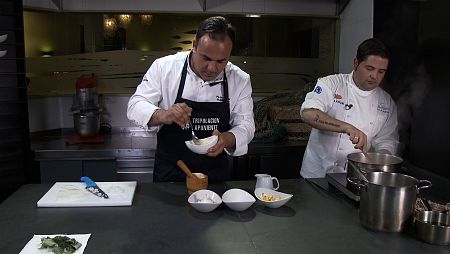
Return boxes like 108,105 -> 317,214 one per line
222,188 -> 255,211
185,135 -> 218,154
254,188 -> 293,208
188,189 -> 222,213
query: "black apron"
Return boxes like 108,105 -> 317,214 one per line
154,55 -> 231,182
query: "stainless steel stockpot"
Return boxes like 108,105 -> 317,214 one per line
348,172 -> 431,232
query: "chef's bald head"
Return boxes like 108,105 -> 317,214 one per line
196,16 -> 235,46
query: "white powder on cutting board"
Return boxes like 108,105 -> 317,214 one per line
56,185 -> 87,201
56,184 -> 127,200
106,186 -> 126,198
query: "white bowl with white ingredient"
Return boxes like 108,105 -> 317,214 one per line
185,135 -> 218,154
254,188 -> 293,208
188,189 -> 222,212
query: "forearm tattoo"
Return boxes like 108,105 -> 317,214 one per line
314,114 -> 340,128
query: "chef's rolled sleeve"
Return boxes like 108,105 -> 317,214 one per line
300,78 -> 335,114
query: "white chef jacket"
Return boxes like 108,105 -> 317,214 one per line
300,72 -> 399,178
127,51 -> 255,156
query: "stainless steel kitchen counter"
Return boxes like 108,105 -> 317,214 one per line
0,179 -> 447,254
31,128 -> 156,160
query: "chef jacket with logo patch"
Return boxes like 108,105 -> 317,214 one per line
127,51 -> 255,156
300,72 -> 399,178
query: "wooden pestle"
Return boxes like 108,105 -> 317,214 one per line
177,160 -> 197,178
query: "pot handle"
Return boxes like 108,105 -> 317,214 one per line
347,160 -> 369,182
416,180 -> 432,193
347,177 -> 367,191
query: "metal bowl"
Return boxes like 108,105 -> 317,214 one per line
347,152 -> 403,174
415,210 -> 450,245
73,112 -> 100,138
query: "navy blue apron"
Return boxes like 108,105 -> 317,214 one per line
154,55 -> 231,182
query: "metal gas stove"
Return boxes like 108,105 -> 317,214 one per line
326,172 -> 361,201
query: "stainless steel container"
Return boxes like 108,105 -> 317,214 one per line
415,210 -> 450,245
75,87 -> 98,108
347,152 -> 404,178
73,111 -> 100,138
350,172 -> 431,232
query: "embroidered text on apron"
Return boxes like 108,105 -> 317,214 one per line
154,55 -> 231,182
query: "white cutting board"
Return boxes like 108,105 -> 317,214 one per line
37,181 -> 137,207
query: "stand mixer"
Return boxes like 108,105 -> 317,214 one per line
71,74 -> 102,138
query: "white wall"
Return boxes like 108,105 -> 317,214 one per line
28,96 -> 68,131
338,0 -> 374,73
28,95 -> 135,132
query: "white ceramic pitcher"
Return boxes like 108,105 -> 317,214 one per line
255,174 -> 279,190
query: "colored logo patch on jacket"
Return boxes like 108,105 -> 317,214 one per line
314,86 -> 322,94
333,93 -> 345,105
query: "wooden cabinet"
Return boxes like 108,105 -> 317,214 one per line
0,0 -> 31,201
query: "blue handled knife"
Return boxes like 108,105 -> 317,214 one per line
80,176 -> 109,199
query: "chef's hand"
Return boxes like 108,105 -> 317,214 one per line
150,103 -> 192,127
206,130 -> 236,157
344,126 -> 368,152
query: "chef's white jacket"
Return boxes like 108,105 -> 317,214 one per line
300,72 -> 399,178
127,51 -> 255,156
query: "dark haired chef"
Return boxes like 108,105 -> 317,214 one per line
300,38 -> 399,178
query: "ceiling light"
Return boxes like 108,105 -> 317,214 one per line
140,14 -> 153,25
118,14 -> 133,28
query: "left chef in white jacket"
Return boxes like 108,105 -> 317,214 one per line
300,38 -> 399,178
127,16 -> 255,182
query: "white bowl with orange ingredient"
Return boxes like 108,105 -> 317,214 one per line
254,188 -> 293,208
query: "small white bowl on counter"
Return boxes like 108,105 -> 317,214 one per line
222,188 -> 255,211
185,135 -> 218,154
188,189 -> 222,213
254,188 -> 293,208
